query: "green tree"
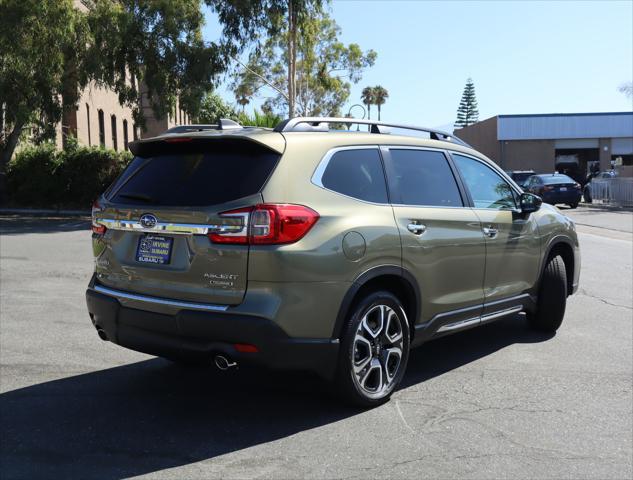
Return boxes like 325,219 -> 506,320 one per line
361,86 -> 375,120
373,85 -> 389,120
234,83 -> 255,112
196,92 -> 237,124
229,8 -> 375,117
237,109 -> 283,128
84,0 -> 225,127
455,78 -> 479,128
1,0 -> 233,201
208,0 -> 326,118
0,0 -> 89,194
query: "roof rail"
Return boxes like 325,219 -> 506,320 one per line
166,118 -> 242,134
274,117 -> 470,147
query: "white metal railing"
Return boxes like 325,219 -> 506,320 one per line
590,178 -> 633,206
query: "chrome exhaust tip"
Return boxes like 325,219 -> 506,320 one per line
214,354 -> 237,371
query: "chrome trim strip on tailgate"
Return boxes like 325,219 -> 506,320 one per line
93,285 -> 229,312
96,218 -> 244,236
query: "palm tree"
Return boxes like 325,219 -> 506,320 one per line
235,83 -> 253,112
236,96 -> 250,112
373,85 -> 389,120
361,86 -> 375,120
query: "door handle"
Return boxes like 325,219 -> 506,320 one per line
407,223 -> 427,235
482,226 -> 498,238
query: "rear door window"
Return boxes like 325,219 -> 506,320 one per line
384,149 -> 463,207
320,148 -> 389,203
108,145 -> 280,207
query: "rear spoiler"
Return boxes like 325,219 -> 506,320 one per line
128,133 -> 285,157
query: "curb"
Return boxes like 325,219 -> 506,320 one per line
0,208 -> 91,216
579,203 -> 633,212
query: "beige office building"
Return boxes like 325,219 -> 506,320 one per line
54,84 -> 191,151
455,112 -> 633,180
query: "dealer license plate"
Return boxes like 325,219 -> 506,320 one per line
136,235 -> 173,265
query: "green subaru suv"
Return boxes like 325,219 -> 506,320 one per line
86,117 -> 580,406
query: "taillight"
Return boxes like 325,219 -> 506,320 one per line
208,204 -> 319,245
234,343 -> 259,353
574,183 -> 581,189
91,199 -> 106,235
543,185 -> 554,191
208,207 -> 251,244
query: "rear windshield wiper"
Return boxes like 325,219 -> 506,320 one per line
116,192 -> 158,203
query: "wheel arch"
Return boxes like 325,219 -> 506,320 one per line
541,238 -> 575,296
331,265 -> 421,341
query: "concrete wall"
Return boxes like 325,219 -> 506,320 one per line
501,140 -> 556,172
454,116 -> 501,163
57,82 -> 193,150
75,83 -> 136,151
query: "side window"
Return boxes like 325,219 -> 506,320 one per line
384,149 -> 463,207
453,154 -> 517,210
320,149 -> 388,203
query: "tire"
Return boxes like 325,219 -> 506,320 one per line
528,255 -> 567,332
336,291 -> 410,408
583,185 -> 592,203
568,202 -> 578,209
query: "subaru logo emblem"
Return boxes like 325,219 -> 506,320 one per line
139,214 -> 158,229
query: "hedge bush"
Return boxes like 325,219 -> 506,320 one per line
7,141 -> 132,208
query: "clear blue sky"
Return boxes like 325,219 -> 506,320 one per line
202,0 -> 633,130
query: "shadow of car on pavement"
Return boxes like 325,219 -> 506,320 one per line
0,314 -> 553,480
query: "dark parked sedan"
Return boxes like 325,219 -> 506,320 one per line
524,174 -> 582,208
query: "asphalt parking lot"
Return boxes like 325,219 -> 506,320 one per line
1,206 -> 631,480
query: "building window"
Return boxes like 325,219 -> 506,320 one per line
98,109 -> 105,147
86,103 -> 91,146
111,115 -> 118,151
133,123 -> 138,141
123,119 -> 129,150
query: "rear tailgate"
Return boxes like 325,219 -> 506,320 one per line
92,136 -> 283,306
547,182 -> 580,195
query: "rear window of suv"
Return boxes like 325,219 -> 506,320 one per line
320,148 -> 389,203
107,144 -> 280,207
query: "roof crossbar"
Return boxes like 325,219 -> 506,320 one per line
274,117 -> 470,147
166,118 -> 242,134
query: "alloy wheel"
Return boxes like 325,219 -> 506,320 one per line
352,304 -> 405,399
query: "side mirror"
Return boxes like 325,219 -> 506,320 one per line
520,192 -> 542,213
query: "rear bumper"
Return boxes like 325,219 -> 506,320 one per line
86,287 -> 339,379
541,192 -> 582,205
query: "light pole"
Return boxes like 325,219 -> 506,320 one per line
346,104 -> 366,131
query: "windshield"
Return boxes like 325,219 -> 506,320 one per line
512,172 -> 533,184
